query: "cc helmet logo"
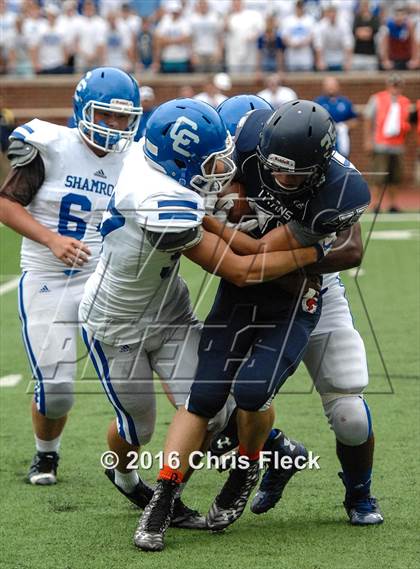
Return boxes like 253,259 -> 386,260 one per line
170,116 -> 200,157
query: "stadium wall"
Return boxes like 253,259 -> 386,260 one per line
1,72 -> 419,185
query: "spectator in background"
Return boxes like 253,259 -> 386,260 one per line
256,13 -> 284,74
75,0 -> 107,72
257,73 -> 297,108
352,0 -> 380,71
0,99 -> 14,184
136,85 -> 156,139
104,11 -> 134,71
7,15 -> 34,76
136,16 -> 154,71
314,3 -> 354,71
120,2 -> 142,37
194,72 -> 231,107
0,0 -> 16,73
379,2 -> 417,70
224,0 -> 265,74
178,85 -> 195,97
30,5 -> 70,74
154,0 -> 191,73
315,76 -> 358,157
364,74 -> 411,212
281,0 -> 315,72
57,1 -> 82,73
22,0 -> 43,40
189,0 -> 223,73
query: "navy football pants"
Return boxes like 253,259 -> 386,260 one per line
187,281 -> 321,416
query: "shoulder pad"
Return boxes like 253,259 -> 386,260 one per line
311,204 -> 369,233
7,139 -> 39,168
305,161 -> 371,233
137,189 -> 204,232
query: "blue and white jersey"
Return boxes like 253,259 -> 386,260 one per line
79,141 -> 204,345
11,119 -> 128,274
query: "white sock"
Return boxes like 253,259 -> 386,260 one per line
35,435 -> 61,454
114,469 -> 139,493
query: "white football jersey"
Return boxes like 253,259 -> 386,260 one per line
79,142 -> 204,346
12,119 -> 130,274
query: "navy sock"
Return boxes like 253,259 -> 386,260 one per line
337,434 -> 375,499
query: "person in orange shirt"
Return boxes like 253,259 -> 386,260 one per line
364,74 -> 411,212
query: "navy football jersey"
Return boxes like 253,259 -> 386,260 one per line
234,110 -> 371,243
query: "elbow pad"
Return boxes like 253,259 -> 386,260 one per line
145,226 -> 203,253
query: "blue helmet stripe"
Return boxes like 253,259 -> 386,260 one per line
158,212 -> 197,221
158,200 -> 198,209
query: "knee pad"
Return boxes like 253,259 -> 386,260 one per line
322,395 -> 372,446
306,329 -> 369,394
41,381 -> 75,419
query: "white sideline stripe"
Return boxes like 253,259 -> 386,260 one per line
0,276 -> 20,295
371,229 -> 419,240
0,374 -> 22,387
361,213 -> 420,223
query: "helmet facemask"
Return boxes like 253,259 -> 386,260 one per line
190,135 -> 236,195
257,146 -> 328,198
78,99 -> 142,153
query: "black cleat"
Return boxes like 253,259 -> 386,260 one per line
104,468 -> 154,509
206,460 -> 260,531
251,431 -> 308,514
171,499 -> 207,529
134,479 -> 178,552
27,452 -> 59,485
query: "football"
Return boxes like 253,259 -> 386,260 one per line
222,181 -> 253,223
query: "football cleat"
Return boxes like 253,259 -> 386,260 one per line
339,472 -> 384,525
104,468 -> 154,509
105,468 -> 206,528
171,500 -> 207,530
27,452 -> 59,485
134,479 -> 178,552
206,460 -> 260,531
251,431 -> 308,514
344,495 -> 384,525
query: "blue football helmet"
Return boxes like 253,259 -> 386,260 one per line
216,94 -> 273,138
144,98 -> 236,194
73,67 -> 142,153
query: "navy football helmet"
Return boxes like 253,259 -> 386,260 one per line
257,99 -> 336,198
73,67 -> 142,153
144,98 -> 236,194
217,94 -> 273,137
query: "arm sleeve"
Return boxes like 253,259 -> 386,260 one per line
288,220 -> 330,246
0,154 -> 45,206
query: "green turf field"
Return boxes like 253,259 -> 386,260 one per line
0,215 -> 419,569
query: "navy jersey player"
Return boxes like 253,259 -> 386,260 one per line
208,98 -> 382,527
0,67 -> 142,486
